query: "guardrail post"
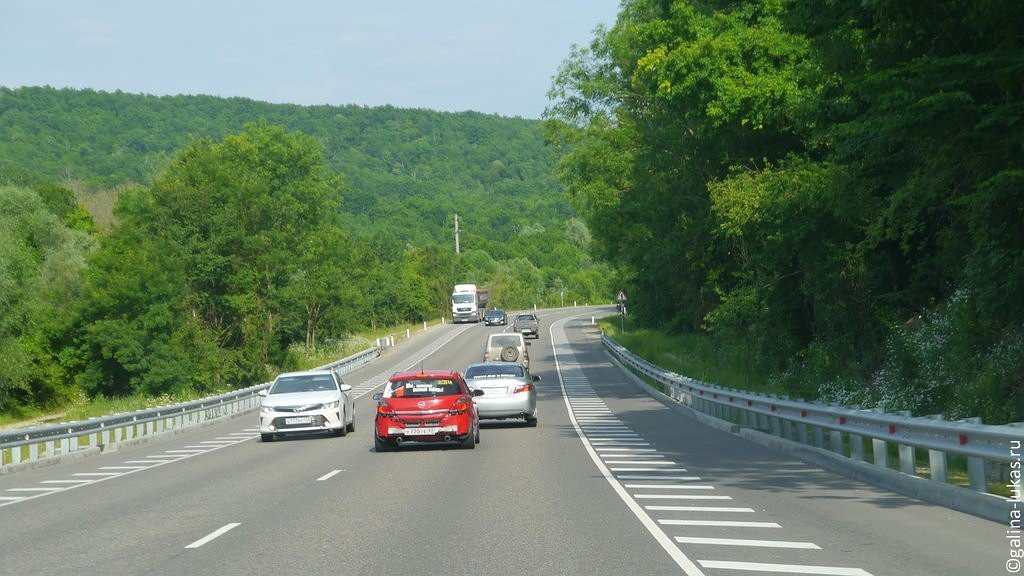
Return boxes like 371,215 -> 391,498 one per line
899,443 -> 916,475
830,430 -> 844,454
13,445 -> 23,464
960,417 -> 988,491
923,414 -> 948,482
873,437 -> 889,468
770,416 -> 781,436
28,442 -> 37,462
849,433 -> 864,461
796,422 -> 808,444
812,426 -> 825,448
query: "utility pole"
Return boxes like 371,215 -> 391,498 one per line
454,213 -> 460,254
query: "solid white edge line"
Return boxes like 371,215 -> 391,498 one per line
552,315 -> 708,576
185,523 -> 241,549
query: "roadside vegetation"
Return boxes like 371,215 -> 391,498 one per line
0,98 -> 614,424
547,0 -> 1023,424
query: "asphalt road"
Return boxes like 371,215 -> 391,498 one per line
0,307 -> 1008,576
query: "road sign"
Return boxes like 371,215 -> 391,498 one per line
617,291 -> 627,301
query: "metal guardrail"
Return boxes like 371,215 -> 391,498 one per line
602,334 -> 1023,497
0,347 -> 381,470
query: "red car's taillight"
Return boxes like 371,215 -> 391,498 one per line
377,402 -> 395,417
513,383 -> 533,394
449,396 -> 471,415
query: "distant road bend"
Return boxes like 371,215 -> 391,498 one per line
0,307 -> 1005,575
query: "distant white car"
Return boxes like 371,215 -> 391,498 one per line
483,332 -> 530,369
258,369 -> 355,442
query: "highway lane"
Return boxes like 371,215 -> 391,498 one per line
0,307 -> 1008,575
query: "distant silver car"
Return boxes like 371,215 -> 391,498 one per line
258,369 -> 356,441
464,362 -> 539,426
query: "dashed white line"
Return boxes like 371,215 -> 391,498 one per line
639,494 -> 732,500
676,536 -> 820,549
659,519 -> 781,528
604,460 -> 675,465
646,506 -> 755,513
185,523 -> 241,549
618,475 -> 701,480
610,467 -> 688,472
317,470 -> 344,481
624,484 -> 715,490
6,487 -> 60,492
697,561 -> 871,575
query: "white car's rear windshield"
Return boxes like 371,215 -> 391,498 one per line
490,335 -> 522,347
271,374 -> 336,394
466,365 -> 525,379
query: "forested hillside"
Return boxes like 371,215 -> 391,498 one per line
0,86 -> 566,246
546,0 -> 1023,423
0,88 -> 613,416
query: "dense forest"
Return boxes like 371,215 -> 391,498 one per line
0,88 -> 612,415
546,0 -> 1023,423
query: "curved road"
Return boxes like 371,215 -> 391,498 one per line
0,307 -> 1006,575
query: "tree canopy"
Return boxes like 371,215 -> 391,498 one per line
546,0 -> 1023,422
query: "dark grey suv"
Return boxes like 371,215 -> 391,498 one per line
484,308 -> 507,326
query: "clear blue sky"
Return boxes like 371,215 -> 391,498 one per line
1,1 -> 620,119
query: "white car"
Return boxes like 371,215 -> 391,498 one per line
483,332 -> 530,369
258,369 -> 355,442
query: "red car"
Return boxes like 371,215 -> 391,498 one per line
373,370 -> 483,451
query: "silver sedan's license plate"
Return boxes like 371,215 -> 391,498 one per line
285,416 -> 313,425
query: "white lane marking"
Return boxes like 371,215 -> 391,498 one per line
624,484 -> 715,490
697,560 -> 872,575
6,487 -> 61,492
676,536 -> 820,549
604,460 -> 674,465
611,468 -> 688,473
165,449 -> 206,453
601,453 -> 665,459
40,480 -> 92,484
646,506 -> 755,513
659,519 -> 781,528
591,442 -> 650,446
1,432 -> 258,508
185,523 -> 241,549
639,494 -> 732,500
552,317 -> 708,576
618,475 -> 702,481
0,496 -> 24,501
145,454 -> 183,458
317,470 -> 344,481
596,447 -> 655,451
99,466 -> 146,470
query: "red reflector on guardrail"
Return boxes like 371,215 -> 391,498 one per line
839,417 -> 847,425
771,405 -> 777,412
959,435 -> 968,445
888,425 -> 896,434
800,410 -> 807,417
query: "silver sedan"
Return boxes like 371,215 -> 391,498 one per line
464,362 -> 539,427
